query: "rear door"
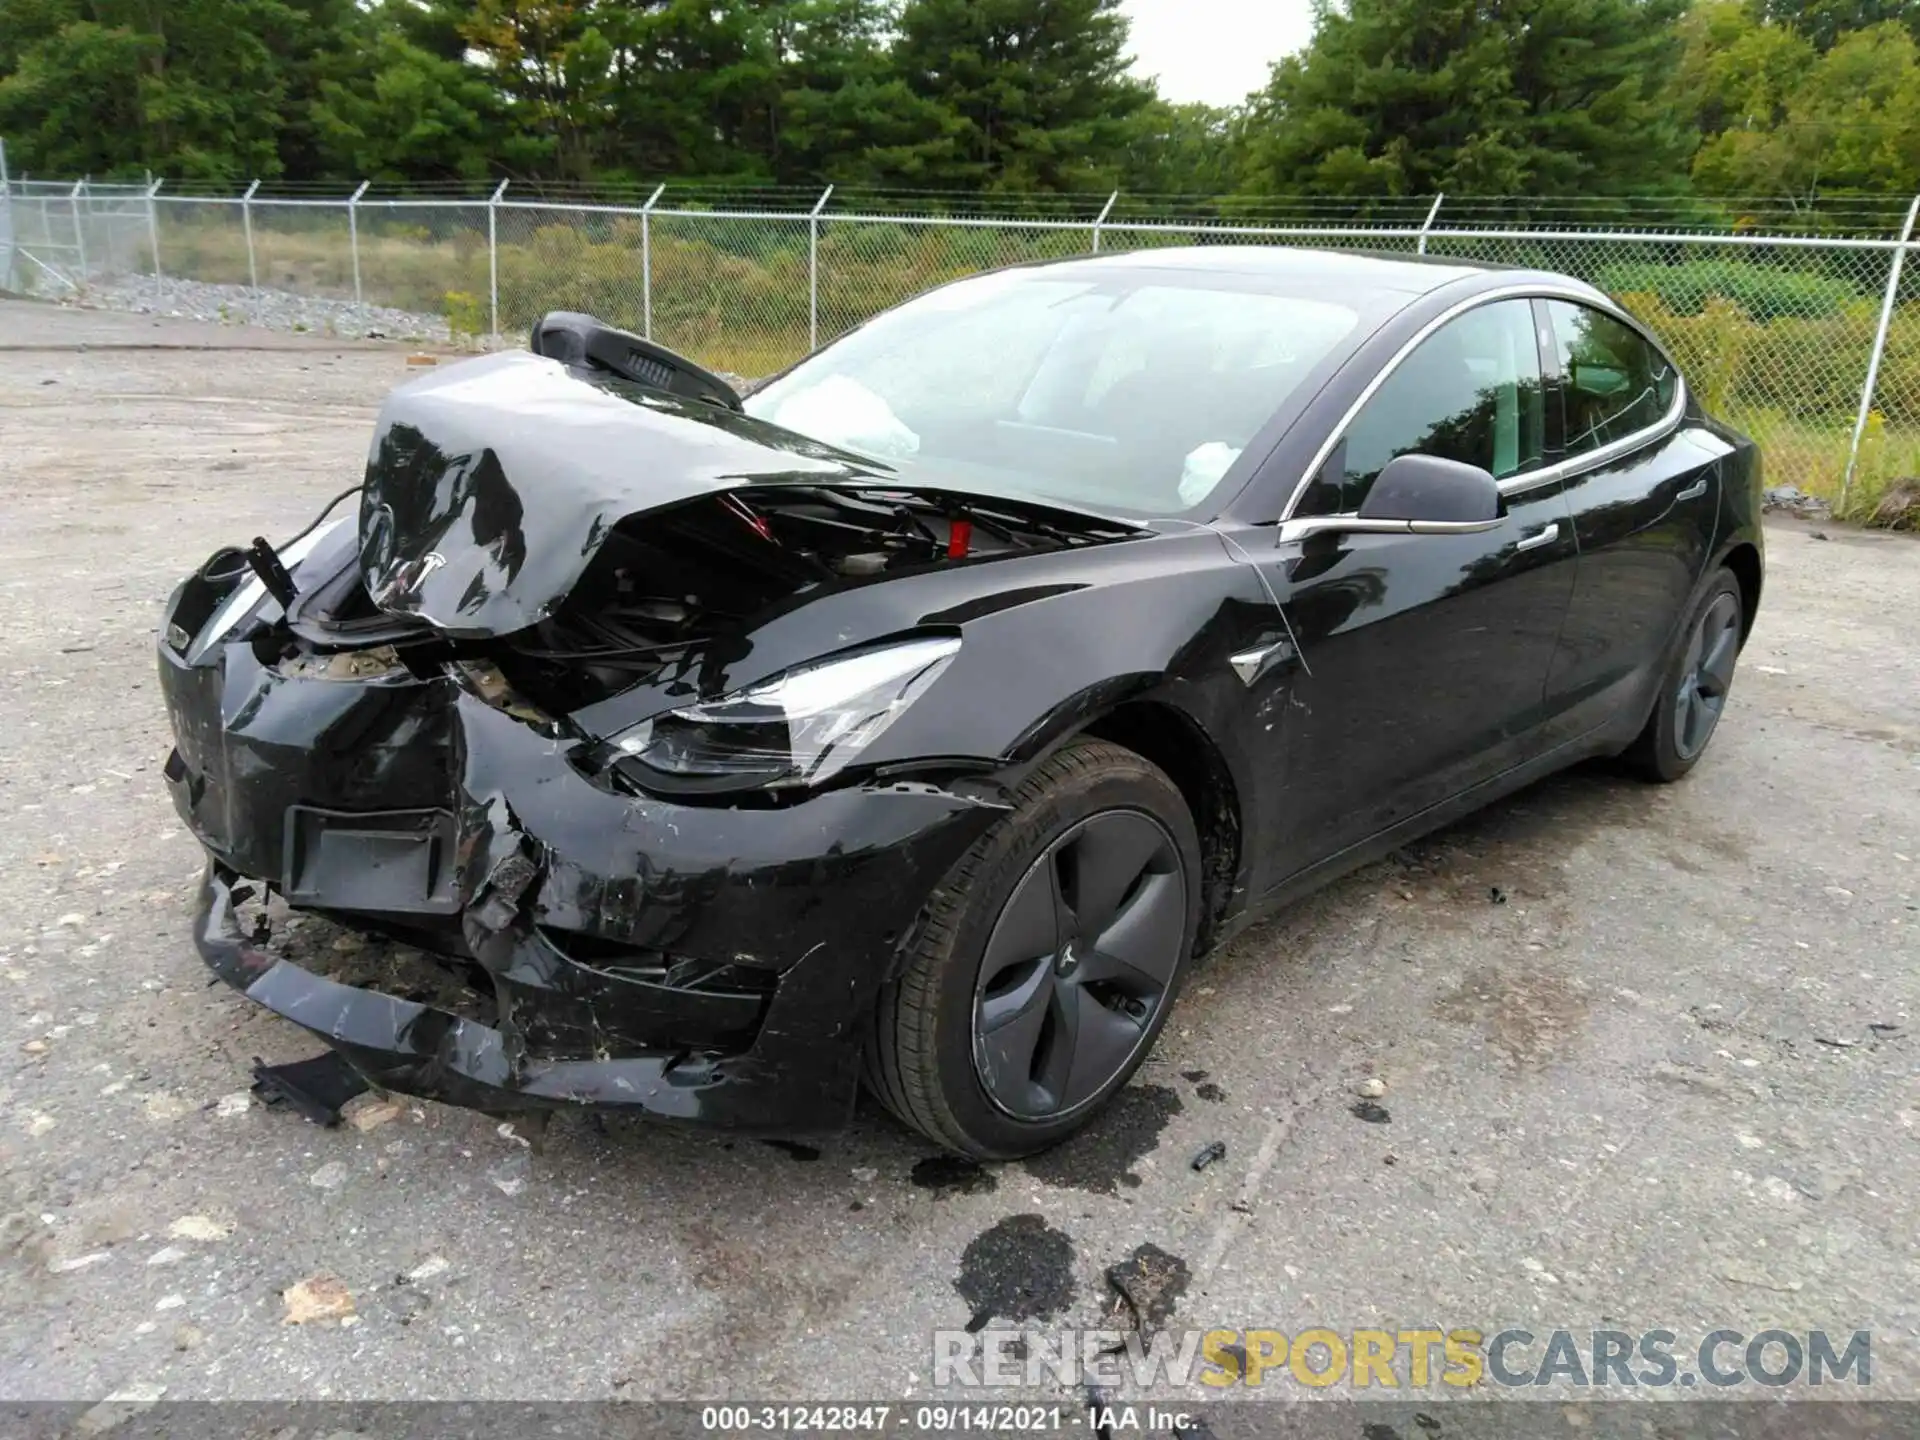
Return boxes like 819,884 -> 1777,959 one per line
1256,296 -> 1580,884
1535,300 -> 1721,743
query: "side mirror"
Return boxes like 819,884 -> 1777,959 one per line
1358,454 -> 1501,525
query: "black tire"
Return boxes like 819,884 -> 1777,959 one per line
863,738 -> 1202,1159
1624,568 -> 1745,783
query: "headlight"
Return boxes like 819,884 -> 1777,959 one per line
608,636 -> 959,793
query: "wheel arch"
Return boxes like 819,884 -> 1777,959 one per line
1720,540 -> 1763,643
1074,699 -> 1245,956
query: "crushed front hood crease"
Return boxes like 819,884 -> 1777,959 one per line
358,350 -> 897,637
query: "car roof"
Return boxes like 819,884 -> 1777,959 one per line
1040,245 -> 1495,296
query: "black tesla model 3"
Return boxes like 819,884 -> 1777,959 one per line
157,247 -> 1763,1158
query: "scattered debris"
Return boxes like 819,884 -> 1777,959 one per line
850,1166 -> 878,1183
1190,1140 -> 1227,1172
491,1175 -> 524,1197
1762,484 -> 1832,520
21,1039 -> 48,1056
167,1215 -> 229,1242
1180,1069 -> 1210,1082
27,1113 -> 56,1136
1489,886 -> 1508,904
346,1098 -> 405,1132
283,1273 -> 356,1324
405,1254 -> 450,1283
212,1091 -> 251,1118
1351,1100 -> 1391,1124
1194,1081 -> 1227,1103
1105,1242 -> 1192,1330
406,353 -> 439,367
172,1324 -> 206,1352
251,1051 -> 370,1126
1814,1035 -> 1859,1049
911,1155 -> 997,1196
145,1247 -> 187,1267
1355,1076 -> 1387,1099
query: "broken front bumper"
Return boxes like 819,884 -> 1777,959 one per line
159,582 -> 1003,1131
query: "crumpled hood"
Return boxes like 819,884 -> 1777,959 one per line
357,350 -> 892,637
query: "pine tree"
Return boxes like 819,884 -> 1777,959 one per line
876,0 -> 1152,192
1239,0 -> 1694,199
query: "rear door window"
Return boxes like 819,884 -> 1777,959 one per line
1544,301 -> 1677,453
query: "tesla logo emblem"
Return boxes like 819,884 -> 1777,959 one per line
370,551 -> 445,607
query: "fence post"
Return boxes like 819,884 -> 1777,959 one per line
1091,191 -> 1118,253
70,179 -> 86,283
487,179 -> 509,342
808,185 -> 834,351
242,179 -> 260,291
1417,193 -> 1445,255
1842,192 -> 1920,514
347,179 -> 369,305
145,177 -> 164,281
0,138 -> 10,292
641,183 -> 664,339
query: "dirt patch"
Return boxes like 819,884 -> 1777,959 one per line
1433,966 -> 1593,1067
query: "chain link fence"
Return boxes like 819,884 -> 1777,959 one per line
4,162 -> 1917,518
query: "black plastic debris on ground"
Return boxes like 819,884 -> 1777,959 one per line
1190,1140 -> 1227,1171
250,1052 -> 370,1127
1351,1099 -> 1391,1124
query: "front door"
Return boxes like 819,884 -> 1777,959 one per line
1256,297 -> 1580,886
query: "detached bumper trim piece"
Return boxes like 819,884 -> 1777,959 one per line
192,865 -> 849,1129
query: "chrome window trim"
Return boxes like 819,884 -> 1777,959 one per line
1277,283 -> 1691,523
1275,515 -> 1504,544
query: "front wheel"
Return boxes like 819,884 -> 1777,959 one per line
864,739 -> 1202,1159
1625,568 -> 1745,783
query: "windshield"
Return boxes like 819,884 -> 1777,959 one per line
743,268 -> 1360,518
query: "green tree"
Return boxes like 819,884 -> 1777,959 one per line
874,0 -> 1153,192
0,0 -> 300,181
1120,100 -> 1244,198
1757,0 -> 1920,51
1688,16 -> 1920,198
1239,0 -> 1694,199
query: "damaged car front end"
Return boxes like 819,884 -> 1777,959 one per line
159,314 -> 1189,1137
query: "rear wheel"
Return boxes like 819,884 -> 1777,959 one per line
1625,569 -> 1744,782
864,739 -> 1201,1159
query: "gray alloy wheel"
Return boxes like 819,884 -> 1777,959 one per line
1672,589 -> 1742,761
970,810 -> 1185,1120
1626,568 -> 1745,783
862,738 -> 1202,1159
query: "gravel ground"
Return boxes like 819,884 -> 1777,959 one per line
1,299 -> 1917,1414
57,273 -> 456,345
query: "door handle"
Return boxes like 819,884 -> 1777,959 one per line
1676,477 -> 1709,501
1515,522 -> 1560,553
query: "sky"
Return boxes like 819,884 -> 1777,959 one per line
1122,0 -> 1315,106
